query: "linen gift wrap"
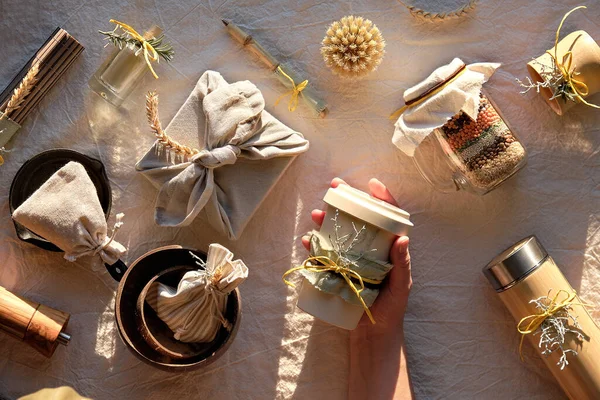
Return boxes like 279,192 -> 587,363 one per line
145,244 -> 248,343
483,236 -> 600,400
285,184 -> 413,330
136,70 -> 309,240
12,161 -> 126,265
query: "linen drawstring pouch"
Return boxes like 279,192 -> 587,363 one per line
136,70 -> 310,240
12,161 -> 126,265
145,243 -> 248,343
392,58 -> 500,156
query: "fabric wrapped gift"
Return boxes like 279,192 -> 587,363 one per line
145,243 -> 248,343
300,231 -> 393,308
12,161 -> 126,265
136,70 -> 310,240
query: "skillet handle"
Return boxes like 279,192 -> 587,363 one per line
105,259 -> 127,282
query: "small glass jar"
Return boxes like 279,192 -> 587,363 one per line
89,26 -> 161,107
413,91 -> 527,195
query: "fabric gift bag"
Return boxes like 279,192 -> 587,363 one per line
145,243 -> 248,343
136,70 -> 309,240
12,161 -> 126,265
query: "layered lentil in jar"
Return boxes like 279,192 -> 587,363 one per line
436,93 -> 526,192
393,59 -> 527,195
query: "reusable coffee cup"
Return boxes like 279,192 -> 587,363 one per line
297,184 -> 413,330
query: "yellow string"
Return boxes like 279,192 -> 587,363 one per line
110,19 -> 160,79
282,255 -> 382,324
389,67 -> 467,120
274,66 -> 308,112
517,289 -> 592,361
545,6 -> 600,109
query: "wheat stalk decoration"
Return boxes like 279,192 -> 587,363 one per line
145,91 -> 199,156
399,0 -> 478,20
1,63 -> 40,120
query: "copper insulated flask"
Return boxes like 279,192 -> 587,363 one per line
483,236 -> 600,400
0,286 -> 71,357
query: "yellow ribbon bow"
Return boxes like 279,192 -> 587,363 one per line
546,6 -> 600,109
110,19 -> 160,79
517,289 -> 590,361
282,255 -> 382,324
274,66 -> 308,112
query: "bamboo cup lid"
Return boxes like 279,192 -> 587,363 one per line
323,184 -> 413,236
483,236 -> 549,292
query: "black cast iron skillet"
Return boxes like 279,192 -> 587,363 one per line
9,149 -> 127,281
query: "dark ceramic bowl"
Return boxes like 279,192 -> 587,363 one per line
9,149 -> 112,252
115,246 -> 241,371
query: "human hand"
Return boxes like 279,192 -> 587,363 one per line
303,177 -> 412,328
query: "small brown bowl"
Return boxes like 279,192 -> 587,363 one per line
115,246 -> 241,371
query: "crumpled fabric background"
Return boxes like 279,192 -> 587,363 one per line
0,0 -> 598,399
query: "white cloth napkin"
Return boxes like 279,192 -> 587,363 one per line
136,70 -> 310,240
12,161 -> 126,265
145,243 -> 249,343
393,58 -> 500,156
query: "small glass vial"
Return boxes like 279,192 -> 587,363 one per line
483,236 -> 600,400
413,91 -> 527,195
89,26 -> 161,107
274,63 -> 328,118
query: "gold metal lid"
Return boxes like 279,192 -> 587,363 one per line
482,235 -> 549,292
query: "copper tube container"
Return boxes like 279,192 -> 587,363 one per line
0,286 -> 70,357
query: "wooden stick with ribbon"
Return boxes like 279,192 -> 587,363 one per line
282,255 -> 382,324
546,6 -> 600,109
389,64 -> 467,120
274,66 -> 308,112
109,19 -> 160,79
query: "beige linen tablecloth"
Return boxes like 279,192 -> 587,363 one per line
0,0 -> 598,399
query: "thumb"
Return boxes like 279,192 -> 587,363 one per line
389,236 -> 412,291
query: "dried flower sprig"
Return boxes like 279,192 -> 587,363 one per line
100,27 -> 174,62
145,91 -> 199,156
321,16 -> 386,79
529,292 -> 586,370
399,0 -> 478,20
328,209 -> 376,267
517,59 -> 579,103
1,63 -> 39,120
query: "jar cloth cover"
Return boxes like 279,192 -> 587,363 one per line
136,70 -> 309,240
392,58 -> 526,194
392,58 -> 499,156
12,162 -> 126,265
145,244 -> 248,343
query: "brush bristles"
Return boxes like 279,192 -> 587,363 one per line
321,16 -> 385,79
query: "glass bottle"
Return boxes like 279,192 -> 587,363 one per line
89,26 -> 161,107
483,236 -> 600,400
413,91 -> 527,195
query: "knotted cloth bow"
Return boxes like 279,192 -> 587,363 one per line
546,6 -> 600,109
517,289 -> 591,361
275,66 -> 309,112
109,19 -> 160,79
136,71 -> 309,239
283,255 -> 382,324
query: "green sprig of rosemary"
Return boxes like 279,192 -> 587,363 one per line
99,29 -> 175,62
